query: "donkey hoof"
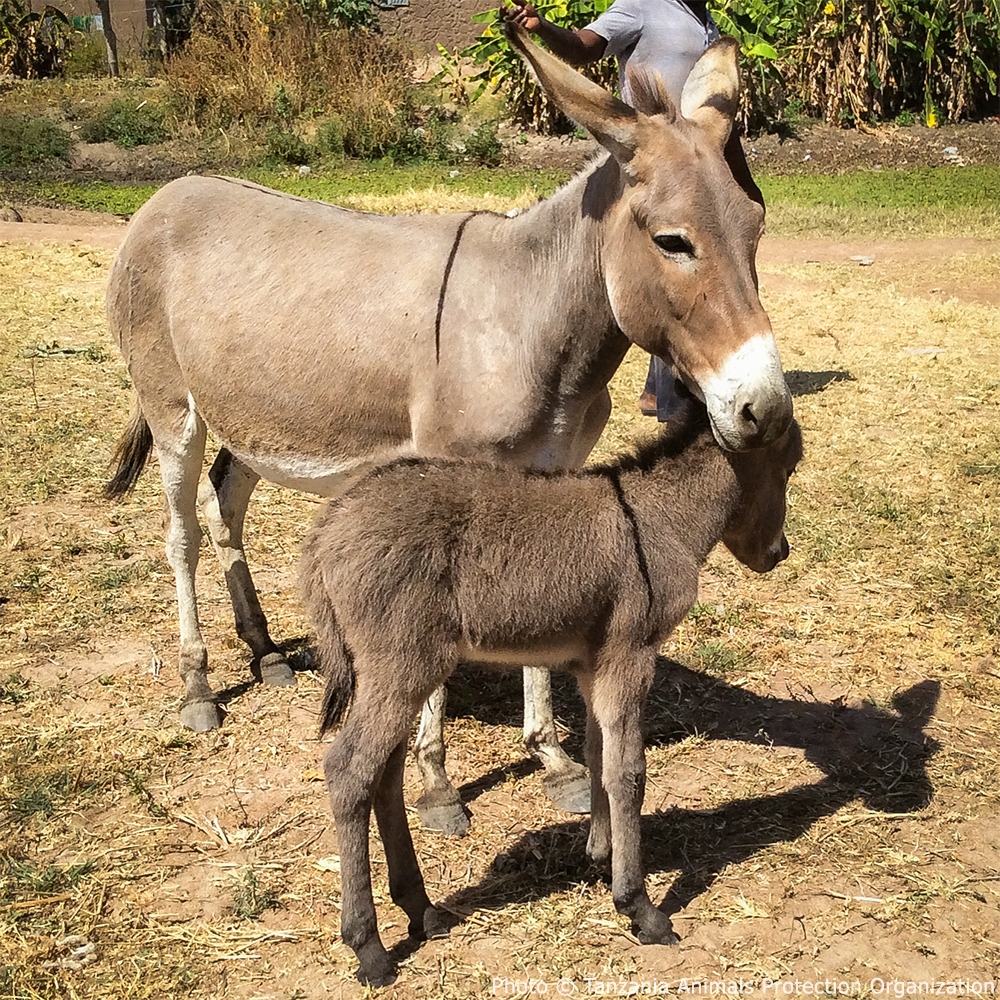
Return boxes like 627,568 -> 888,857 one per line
634,917 -> 680,947
542,767 -> 591,814
259,653 -> 296,687
416,794 -> 470,837
421,905 -> 451,941
356,963 -> 396,988
180,699 -> 222,732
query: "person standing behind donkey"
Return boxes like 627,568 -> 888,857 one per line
502,0 -> 764,421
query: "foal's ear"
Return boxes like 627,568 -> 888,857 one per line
680,36 -> 741,149
504,20 -> 640,166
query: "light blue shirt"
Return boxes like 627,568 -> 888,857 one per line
587,0 -> 719,105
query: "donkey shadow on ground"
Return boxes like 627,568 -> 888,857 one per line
431,660 -> 939,932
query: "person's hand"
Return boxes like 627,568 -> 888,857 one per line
501,0 -> 541,34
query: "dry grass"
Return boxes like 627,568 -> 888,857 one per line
165,0 -> 416,149
1,199 -> 998,998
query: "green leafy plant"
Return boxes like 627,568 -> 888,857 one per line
61,29 -> 109,78
710,0 -> 803,129
455,0 -> 617,132
433,42 -> 471,106
0,673 -> 31,706
463,118 -> 503,165
0,0 -> 73,78
82,97 -> 167,147
265,124 -> 313,164
0,114 -> 71,169
231,867 -> 280,919
295,0 -> 379,30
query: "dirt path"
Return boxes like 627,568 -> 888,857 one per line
2,213 -> 998,1000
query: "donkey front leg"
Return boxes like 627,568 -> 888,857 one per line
590,663 -> 678,946
414,686 -> 470,836
524,666 -> 590,813
578,685 -> 611,865
157,420 -> 221,732
199,449 -> 295,687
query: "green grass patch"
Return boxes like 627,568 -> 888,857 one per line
760,166 -> 999,237
688,641 -> 753,676
5,165 -> 997,240
237,162 -> 567,202
759,166 -> 997,210
1,858 -> 96,894
2,180 -> 160,215
2,164 -> 566,216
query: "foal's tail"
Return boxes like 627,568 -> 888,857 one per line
105,401 -> 154,500
300,549 -> 357,736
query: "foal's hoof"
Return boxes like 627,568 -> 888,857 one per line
179,699 -> 222,732
542,765 -> 591,814
421,905 -> 452,941
633,916 -> 680,947
416,794 -> 470,837
356,963 -> 397,988
259,652 -> 296,687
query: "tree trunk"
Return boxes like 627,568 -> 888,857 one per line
153,0 -> 168,62
95,0 -> 119,78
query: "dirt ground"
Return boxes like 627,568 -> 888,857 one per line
506,119 -> 1000,174
1,139 -> 998,1000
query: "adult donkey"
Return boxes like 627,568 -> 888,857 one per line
105,25 -> 791,835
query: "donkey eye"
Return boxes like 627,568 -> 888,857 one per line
653,232 -> 695,257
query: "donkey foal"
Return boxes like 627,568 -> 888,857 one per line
301,405 -> 802,985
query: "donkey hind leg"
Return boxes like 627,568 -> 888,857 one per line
157,414 -> 220,732
325,692 -> 429,986
198,449 -> 295,687
524,666 -> 590,813
413,686 -> 470,836
374,739 -> 450,942
589,659 -> 678,946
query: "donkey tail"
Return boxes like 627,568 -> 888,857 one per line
316,608 -> 356,736
105,401 -> 154,500
301,548 -> 357,735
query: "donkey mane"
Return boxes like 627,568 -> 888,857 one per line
586,404 -> 714,479
624,68 -> 677,119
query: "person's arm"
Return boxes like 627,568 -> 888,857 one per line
501,0 -> 607,65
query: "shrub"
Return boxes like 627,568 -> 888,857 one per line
463,119 -> 503,166
61,31 -> 109,78
265,125 -> 313,164
296,0 -> 379,30
81,98 -> 167,147
0,114 -> 71,169
313,116 -> 345,158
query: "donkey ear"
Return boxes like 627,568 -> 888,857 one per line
504,20 -> 640,165
679,36 -> 740,148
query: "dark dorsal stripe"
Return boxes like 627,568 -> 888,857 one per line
435,212 -> 485,364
